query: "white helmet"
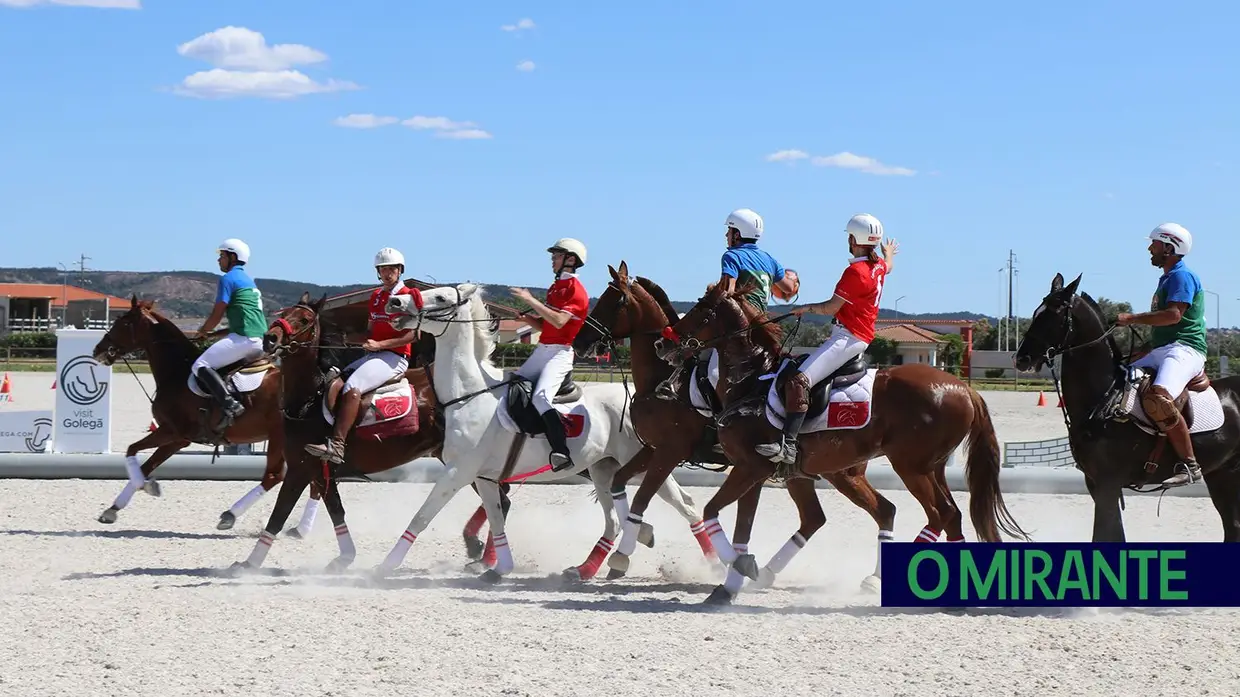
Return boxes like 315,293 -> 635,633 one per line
846,214 -> 884,247
374,247 -> 405,268
548,238 -> 587,266
1148,223 -> 1192,256
218,238 -> 250,264
725,208 -> 764,241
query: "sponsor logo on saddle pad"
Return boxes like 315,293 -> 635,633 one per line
881,543 -> 1240,607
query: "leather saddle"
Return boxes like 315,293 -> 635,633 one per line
324,368 -> 412,429
504,371 -> 582,435
1132,367 -> 1210,430
773,353 -> 870,421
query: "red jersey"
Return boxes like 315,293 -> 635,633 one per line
832,257 -> 888,343
538,274 -> 589,346
368,284 -> 415,358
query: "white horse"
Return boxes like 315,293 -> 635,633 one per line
376,283 -> 704,581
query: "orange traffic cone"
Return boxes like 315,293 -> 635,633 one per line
51,378 -> 56,390
1036,391 -> 1046,407
0,372 -> 11,402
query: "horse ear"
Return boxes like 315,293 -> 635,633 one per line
608,264 -> 619,282
1050,273 -> 1065,293
299,291 -> 312,305
130,294 -> 139,309
1065,274 -> 1082,295
618,260 -> 629,280
313,293 -> 327,312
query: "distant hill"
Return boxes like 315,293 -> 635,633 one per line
0,266 -> 996,323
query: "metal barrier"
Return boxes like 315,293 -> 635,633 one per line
0,452 -> 1210,498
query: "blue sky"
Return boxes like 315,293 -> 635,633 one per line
2,1 -> 1238,326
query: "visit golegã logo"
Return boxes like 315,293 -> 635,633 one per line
25,417 -> 52,452
59,356 -> 109,406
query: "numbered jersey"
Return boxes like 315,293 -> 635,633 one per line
832,257 -> 888,343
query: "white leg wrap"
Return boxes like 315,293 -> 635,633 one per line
703,518 -> 737,564
296,497 -> 320,535
875,529 -> 894,577
125,455 -> 144,486
228,484 -> 267,517
380,529 -> 417,571
111,478 -> 142,510
334,524 -> 356,559
764,532 -> 807,575
246,531 -> 275,567
611,488 -> 630,526
492,533 -> 514,574
616,512 -> 642,556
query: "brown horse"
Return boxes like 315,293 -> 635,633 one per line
91,295 -> 288,530
656,281 -> 1031,601
574,263 -> 901,603
230,292 -> 448,572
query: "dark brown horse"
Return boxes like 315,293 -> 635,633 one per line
574,263 -> 902,603
230,292 -> 448,572
656,281 -> 1031,600
1014,273 -> 1240,541
91,295 -> 287,530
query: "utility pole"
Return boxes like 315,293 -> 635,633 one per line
1006,249 -> 1017,352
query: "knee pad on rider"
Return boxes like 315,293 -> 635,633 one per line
1141,385 -> 1182,431
785,371 -> 811,413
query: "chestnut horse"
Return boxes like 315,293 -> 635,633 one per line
573,262 -> 900,603
91,295 -> 288,530
230,292 -> 448,572
657,282 -> 1031,599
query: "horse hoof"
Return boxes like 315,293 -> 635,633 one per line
703,585 -> 734,606
733,553 -> 760,581
463,536 -> 485,560
142,480 -> 162,497
325,557 -> 355,574
285,528 -> 304,540
480,569 -> 504,584
606,552 -> 631,574
98,507 -> 118,525
860,575 -> 882,595
606,567 -> 626,580
637,522 -> 656,548
752,567 -> 777,590
217,512 -> 236,531
464,560 -> 491,575
228,561 -> 254,576
561,567 -> 586,582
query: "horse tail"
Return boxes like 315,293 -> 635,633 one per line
964,386 -> 1032,542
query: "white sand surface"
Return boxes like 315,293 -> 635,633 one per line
1,479 -> 1237,696
1,370 -> 1071,455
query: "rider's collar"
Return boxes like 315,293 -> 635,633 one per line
850,255 -> 869,263
556,271 -> 578,280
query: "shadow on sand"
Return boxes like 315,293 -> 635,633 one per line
3,528 -> 236,541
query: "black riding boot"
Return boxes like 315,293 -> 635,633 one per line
197,366 -> 245,431
540,409 -> 574,472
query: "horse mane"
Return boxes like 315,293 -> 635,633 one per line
634,276 -> 680,323
468,288 -> 499,366
143,306 -> 199,356
732,290 -> 785,356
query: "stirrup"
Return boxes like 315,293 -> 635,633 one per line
305,439 -> 346,465
549,451 -> 574,472
755,441 -> 783,460
1161,461 -> 1203,488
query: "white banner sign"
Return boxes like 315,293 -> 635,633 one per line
53,328 -> 112,453
0,410 -> 54,453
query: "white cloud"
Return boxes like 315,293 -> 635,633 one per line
501,18 -> 535,32
765,149 -> 809,163
333,114 -> 399,129
810,152 -> 915,176
516,60 -> 536,72
174,69 -> 358,99
0,0 -> 139,7
177,26 -> 327,71
399,115 -> 492,139
436,128 -> 492,140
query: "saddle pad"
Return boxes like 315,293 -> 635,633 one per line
764,368 -> 878,434
1129,385 -> 1225,436
187,367 -> 269,399
322,380 -> 415,428
494,395 -> 588,439
687,350 -> 721,416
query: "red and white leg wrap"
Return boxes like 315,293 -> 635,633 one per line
722,543 -> 748,594
246,530 -> 276,567
464,505 -> 487,538
482,533 -> 497,567
334,523 -> 356,558
576,536 -> 615,579
380,529 -> 418,571
703,518 -> 737,563
916,526 -> 942,543
689,519 -> 715,559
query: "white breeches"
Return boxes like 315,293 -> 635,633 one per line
1131,341 -> 1206,398
343,350 -> 409,394
190,333 -> 264,379
798,324 -> 869,384
514,343 -> 575,413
